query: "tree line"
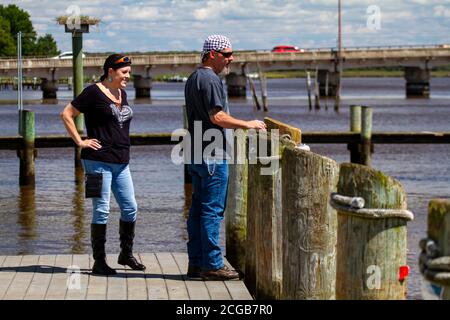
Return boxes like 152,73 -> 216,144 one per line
0,4 -> 59,57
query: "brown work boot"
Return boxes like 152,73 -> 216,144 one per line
200,265 -> 239,281
187,264 -> 201,278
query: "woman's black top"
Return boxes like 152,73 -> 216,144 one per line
71,84 -> 133,164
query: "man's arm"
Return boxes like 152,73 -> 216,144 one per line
210,110 -> 266,130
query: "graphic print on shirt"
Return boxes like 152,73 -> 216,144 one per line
109,104 -> 133,128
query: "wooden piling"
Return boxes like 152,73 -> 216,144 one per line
19,110 -> 35,186
247,132 -> 283,299
361,106 -> 372,166
314,67 -> 321,110
424,199 -> 450,299
281,146 -> 339,299
336,163 -> 410,299
305,71 -> 312,111
243,65 -> 261,111
225,129 -> 248,275
257,63 -> 268,112
348,105 -> 361,163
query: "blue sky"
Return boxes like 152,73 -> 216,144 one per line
2,0 -> 450,53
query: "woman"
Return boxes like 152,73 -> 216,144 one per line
61,54 -> 145,275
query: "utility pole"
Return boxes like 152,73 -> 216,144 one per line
335,0 -> 342,112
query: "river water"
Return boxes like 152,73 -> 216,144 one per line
0,77 -> 449,300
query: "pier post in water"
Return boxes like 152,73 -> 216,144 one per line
404,67 -> 430,98
348,105 -> 361,163
19,110 -> 35,186
225,72 -> 247,98
133,74 -> 152,98
360,106 -> 372,166
335,163 -> 412,299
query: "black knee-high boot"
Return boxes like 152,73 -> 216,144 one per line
118,220 -> 146,270
91,224 -> 117,275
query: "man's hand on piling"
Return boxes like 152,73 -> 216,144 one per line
246,120 -> 267,130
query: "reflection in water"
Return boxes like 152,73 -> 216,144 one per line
41,98 -> 58,105
71,166 -> 86,254
17,186 -> 36,255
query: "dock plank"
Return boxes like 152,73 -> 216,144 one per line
65,254 -> 89,300
106,254 -> 127,300
24,255 -> 56,300
0,256 -> 24,300
124,254 -> 147,300
86,255 -> 107,300
140,253 -> 168,300
3,255 -> 38,300
156,252 -> 189,300
0,253 -> 251,300
172,252 -> 210,300
45,255 -> 72,300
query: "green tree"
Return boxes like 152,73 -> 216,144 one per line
0,4 -> 59,57
35,34 -> 59,56
0,16 -> 16,56
0,4 -> 36,55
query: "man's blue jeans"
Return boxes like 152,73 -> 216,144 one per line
187,160 -> 228,271
82,159 -> 138,225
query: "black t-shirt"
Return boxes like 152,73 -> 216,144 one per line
71,84 -> 133,164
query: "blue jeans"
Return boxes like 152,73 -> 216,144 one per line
82,159 -> 138,225
187,160 -> 228,271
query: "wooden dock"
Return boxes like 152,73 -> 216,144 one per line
0,253 -> 252,300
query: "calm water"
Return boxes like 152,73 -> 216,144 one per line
1,77 -> 450,300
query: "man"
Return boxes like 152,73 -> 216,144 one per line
184,35 -> 266,280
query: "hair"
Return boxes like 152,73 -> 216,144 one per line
99,54 -> 131,81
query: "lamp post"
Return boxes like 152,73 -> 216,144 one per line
335,0 -> 342,111
57,16 -> 100,168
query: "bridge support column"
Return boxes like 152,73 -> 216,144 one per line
40,78 -> 58,99
133,75 -> 152,98
404,67 -> 430,98
318,70 -> 339,97
226,72 -> 247,97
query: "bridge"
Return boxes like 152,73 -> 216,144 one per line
1,45 -> 449,98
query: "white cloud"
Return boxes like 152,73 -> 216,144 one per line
1,0 -> 448,52
434,5 -> 450,17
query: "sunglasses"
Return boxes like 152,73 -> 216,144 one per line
114,56 -> 131,64
216,51 -> 233,58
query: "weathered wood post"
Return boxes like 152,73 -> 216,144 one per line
348,105 -> 361,163
361,106 -> 372,166
257,62 -> 268,112
281,146 -> 339,299
247,133 -> 285,299
245,118 -> 302,299
225,129 -> 248,275
305,70 -> 312,111
19,110 -> 35,186
335,163 -> 413,299
420,199 -> 450,299
314,67 -> 321,110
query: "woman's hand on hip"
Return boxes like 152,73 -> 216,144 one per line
78,139 -> 102,150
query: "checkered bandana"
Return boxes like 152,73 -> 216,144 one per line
201,35 -> 232,59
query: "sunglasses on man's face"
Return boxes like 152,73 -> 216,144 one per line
114,56 -> 131,64
216,51 -> 233,58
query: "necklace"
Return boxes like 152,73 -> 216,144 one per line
97,82 -> 122,106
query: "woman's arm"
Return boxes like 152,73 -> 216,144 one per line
60,103 -> 102,150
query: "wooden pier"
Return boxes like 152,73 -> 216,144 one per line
0,253 -> 251,300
